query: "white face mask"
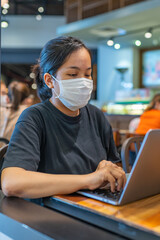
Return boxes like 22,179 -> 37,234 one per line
52,76 -> 93,111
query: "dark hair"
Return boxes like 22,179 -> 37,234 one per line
8,81 -> 30,111
145,93 -> 160,111
32,36 -> 91,101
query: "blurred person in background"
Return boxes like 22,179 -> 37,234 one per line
127,93 -> 160,168
23,94 -> 35,106
135,93 -> 160,134
0,81 -> 10,146
0,81 -> 30,145
0,81 -> 9,107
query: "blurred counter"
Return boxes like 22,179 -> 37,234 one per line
102,101 -> 148,115
100,88 -> 151,116
105,113 -> 140,130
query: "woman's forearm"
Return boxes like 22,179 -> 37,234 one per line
1,167 -> 90,198
1,161 -> 126,198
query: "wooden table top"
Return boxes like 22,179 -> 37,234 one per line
46,193 -> 160,239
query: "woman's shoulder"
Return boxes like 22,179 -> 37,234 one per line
85,103 -> 103,115
17,101 -> 47,126
86,103 -> 103,114
85,103 -> 107,122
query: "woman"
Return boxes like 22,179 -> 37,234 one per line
136,93 -> 160,134
0,81 -> 30,143
1,36 -> 126,199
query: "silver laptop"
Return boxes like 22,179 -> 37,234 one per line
77,129 -> 160,205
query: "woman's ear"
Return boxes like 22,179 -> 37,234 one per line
44,73 -> 54,89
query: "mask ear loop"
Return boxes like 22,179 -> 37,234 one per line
51,75 -> 60,99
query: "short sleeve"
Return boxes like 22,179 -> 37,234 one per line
2,112 -> 42,172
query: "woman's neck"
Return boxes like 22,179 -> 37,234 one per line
49,97 -> 79,117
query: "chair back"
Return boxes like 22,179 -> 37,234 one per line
0,138 -> 9,145
0,144 -> 9,161
121,136 -> 144,173
0,144 -> 9,189
0,137 -> 9,149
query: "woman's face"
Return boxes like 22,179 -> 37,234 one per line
46,47 -> 92,115
155,101 -> 160,110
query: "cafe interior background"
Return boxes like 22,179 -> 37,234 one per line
1,0 -> 160,130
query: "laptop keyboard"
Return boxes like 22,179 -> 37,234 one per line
80,188 -> 123,201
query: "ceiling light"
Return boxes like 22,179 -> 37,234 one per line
107,39 -> 114,46
3,3 -> 9,9
38,7 -> 44,13
36,15 -> 42,21
135,40 -> 141,46
114,43 -> 120,49
29,73 -> 35,79
2,8 -> 8,14
144,28 -> 152,39
31,83 -> 37,90
1,20 -> 9,28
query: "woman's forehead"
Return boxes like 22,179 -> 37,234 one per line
62,48 -> 91,68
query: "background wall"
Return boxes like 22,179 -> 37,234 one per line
97,44 -> 136,104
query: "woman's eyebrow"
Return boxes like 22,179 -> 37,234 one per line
67,66 -> 92,70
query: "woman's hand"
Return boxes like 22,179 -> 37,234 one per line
87,160 -> 126,192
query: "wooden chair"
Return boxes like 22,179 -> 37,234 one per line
0,138 -> 9,145
0,144 -> 8,161
121,136 -> 144,173
0,137 -> 9,149
112,128 -> 121,147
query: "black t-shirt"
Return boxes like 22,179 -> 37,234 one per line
2,100 -> 120,174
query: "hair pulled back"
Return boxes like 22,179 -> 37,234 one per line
32,36 -> 91,101
8,81 -> 30,111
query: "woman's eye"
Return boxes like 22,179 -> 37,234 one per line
68,74 -> 77,77
85,75 -> 91,78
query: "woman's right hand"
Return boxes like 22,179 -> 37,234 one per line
87,160 -> 126,192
